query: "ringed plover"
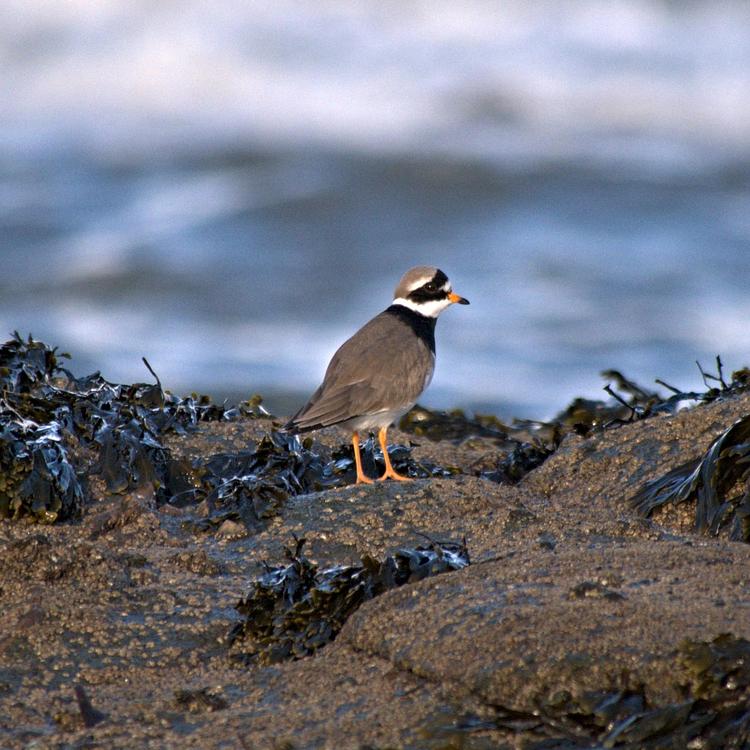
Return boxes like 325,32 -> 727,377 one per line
285,266 -> 469,484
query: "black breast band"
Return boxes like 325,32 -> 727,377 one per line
384,305 -> 436,354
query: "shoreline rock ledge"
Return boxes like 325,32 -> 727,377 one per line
1,343 -> 750,747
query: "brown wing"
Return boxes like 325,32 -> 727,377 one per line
286,310 -> 434,432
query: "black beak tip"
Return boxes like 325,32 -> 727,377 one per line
458,297 -> 470,305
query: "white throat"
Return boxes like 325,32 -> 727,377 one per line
392,296 -> 453,318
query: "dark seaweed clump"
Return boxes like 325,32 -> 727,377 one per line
229,537 -> 469,664
183,432 -> 458,533
399,404 -> 555,484
419,633 -> 750,749
597,360 -> 750,426
398,374 -> 668,487
552,360 -> 750,434
401,362 -> 750,486
632,414 -> 750,542
179,432 -> 335,533
399,405 -> 510,443
0,333 -> 265,523
399,370 -> 673,449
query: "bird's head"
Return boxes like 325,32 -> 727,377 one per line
392,266 -> 470,318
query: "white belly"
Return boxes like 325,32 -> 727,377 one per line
340,405 -> 414,433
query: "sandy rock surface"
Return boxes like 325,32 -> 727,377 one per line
2,393 -> 750,749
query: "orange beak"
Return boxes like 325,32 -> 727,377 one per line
448,292 -> 470,305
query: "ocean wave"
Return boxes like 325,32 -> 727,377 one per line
2,0 -> 749,170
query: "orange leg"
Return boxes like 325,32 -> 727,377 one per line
378,426 -> 411,481
352,431 -> 374,484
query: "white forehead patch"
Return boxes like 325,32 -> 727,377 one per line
406,272 -> 438,292
406,275 -> 452,294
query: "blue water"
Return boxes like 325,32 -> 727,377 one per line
2,1 -> 749,419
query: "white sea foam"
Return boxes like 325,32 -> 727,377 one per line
2,1 -> 749,169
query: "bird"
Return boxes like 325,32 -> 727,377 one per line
285,266 -> 469,484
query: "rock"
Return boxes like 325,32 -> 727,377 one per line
2,388 -> 750,748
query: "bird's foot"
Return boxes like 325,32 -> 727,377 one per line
379,469 -> 412,482
355,474 -> 375,485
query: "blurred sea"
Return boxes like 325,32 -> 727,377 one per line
2,0 -> 750,419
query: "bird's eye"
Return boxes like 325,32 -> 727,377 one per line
423,282 -> 437,293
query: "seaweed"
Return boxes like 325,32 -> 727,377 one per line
418,634 -> 750,749
397,367 -> 712,486
399,405 -> 510,443
229,537 -> 470,664
555,370 -> 679,434
560,360 -> 750,435
179,432 -> 458,533
632,414 -> 750,542
0,333 -> 266,523
480,441 -> 555,484
399,404 -> 558,484
182,433 -> 337,532
679,633 -> 750,701
477,361 -> 750,485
